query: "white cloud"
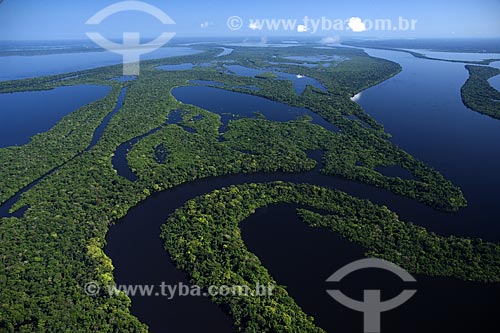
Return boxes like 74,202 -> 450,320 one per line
347,17 -> 366,32
249,22 -> 261,31
320,36 -> 340,44
200,21 -> 213,29
297,24 -> 308,33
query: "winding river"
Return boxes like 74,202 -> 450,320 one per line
243,48 -> 500,333
105,48 -> 500,332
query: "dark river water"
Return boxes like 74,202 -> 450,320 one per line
0,86 -> 126,218
356,49 -> 500,241
2,47 -> 499,332
172,85 -> 339,133
224,64 -> 327,95
0,85 -> 110,148
105,49 -> 500,333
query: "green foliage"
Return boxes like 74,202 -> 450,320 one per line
162,182 -> 500,332
321,134 -> 467,211
255,71 -> 279,79
461,65 -> 500,120
0,85 -> 123,205
298,210 -> 500,282
0,45 -> 469,331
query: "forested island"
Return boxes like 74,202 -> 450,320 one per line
0,44 -> 485,332
162,182 -> 500,332
461,65 -> 500,120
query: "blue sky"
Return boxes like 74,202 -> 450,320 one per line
0,0 -> 499,40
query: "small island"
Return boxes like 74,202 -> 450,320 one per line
461,65 -> 500,120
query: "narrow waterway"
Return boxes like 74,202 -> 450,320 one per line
106,49 -> 500,333
240,48 -> 500,333
0,87 -> 127,218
